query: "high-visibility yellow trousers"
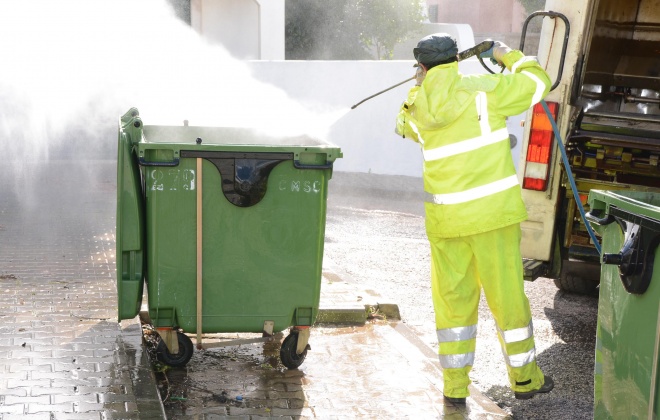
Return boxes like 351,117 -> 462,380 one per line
429,223 -> 545,398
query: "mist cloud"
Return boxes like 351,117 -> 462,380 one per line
0,0 -> 343,169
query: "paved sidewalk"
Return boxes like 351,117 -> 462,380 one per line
0,160 -> 164,419
0,160 -> 508,419
317,262 -> 508,419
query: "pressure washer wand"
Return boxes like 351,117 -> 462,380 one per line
350,40 -> 494,110
350,76 -> 415,109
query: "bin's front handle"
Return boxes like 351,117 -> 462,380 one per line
293,160 -> 333,170
138,157 -> 180,167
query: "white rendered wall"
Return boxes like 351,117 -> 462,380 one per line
190,0 -> 284,60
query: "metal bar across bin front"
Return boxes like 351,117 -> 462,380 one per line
180,150 -> 293,161
196,158 -> 203,349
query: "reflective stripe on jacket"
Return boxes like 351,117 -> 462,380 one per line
396,50 -> 551,238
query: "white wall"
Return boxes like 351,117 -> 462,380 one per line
248,58 -> 525,177
191,0 -> 284,60
256,0 -> 285,60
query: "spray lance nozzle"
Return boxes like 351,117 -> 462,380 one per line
350,40 -> 494,110
456,40 -> 494,61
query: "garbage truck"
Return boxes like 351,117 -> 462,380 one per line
517,0 -> 660,294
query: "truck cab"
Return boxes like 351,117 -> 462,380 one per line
518,0 -> 660,293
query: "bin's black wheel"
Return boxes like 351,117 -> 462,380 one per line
280,332 -> 307,369
156,332 -> 194,367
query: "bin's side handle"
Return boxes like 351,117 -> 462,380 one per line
293,160 -> 333,170
585,210 -> 616,226
600,206 -> 660,295
138,157 -> 180,167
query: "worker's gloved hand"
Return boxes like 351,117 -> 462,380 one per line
415,65 -> 426,86
479,40 -> 512,66
479,39 -> 496,61
492,41 -> 512,65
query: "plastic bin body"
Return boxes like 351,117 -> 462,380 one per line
116,109 -> 341,336
588,190 -> 660,418
117,109 -> 146,321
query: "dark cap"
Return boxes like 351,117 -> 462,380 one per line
413,33 -> 458,66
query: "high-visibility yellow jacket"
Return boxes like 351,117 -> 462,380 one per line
396,50 -> 551,238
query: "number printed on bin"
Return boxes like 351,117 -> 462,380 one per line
279,179 -> 322,194
149,169 -> 196,191
148,170 -> 320,194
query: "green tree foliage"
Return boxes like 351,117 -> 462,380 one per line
286,0 -> 424,60
285,0 -> 366,59
518,0 -> 546,15
166,0 -> 191,24
517,0 -> 546,33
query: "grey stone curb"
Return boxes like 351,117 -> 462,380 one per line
318,257 -> 401,325
316,302 -> 401,325
119,317 -> 167,419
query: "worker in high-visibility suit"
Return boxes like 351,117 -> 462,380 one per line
395,33 -> 554,404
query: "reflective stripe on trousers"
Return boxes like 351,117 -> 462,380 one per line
438,352 -> 475,369
437,325 -> 477,369
498,321 -> 537,368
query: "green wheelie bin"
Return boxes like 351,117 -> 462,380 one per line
587,190 -> 660,418
116,108 -> 342,368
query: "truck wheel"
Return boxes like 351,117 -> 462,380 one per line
553,260 -> 600,296
280,332 -> 307,369
156,332 -> 194,367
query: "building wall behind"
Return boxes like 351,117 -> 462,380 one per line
191,0 -> 284,60
426,0 -> 526,36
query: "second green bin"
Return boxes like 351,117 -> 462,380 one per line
587,189 -> 660,418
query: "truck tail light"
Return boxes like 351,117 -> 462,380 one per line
523,101 -> 558,191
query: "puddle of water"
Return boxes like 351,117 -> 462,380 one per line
141,327 -> 299,416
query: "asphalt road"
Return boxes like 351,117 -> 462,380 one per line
324,172 -> 599,420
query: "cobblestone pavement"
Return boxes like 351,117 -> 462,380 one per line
0,160 -> 164,419
0,160 -> 509,419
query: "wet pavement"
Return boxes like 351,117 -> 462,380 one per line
156,323 -> 502,419
0,160 -> 164,419
153,262 -> 508,419
0,160 -> 510,419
